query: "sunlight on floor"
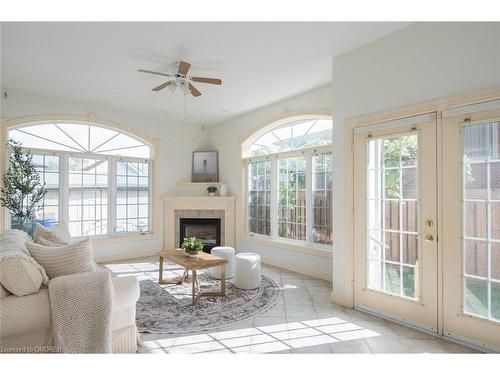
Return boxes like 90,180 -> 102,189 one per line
141,316 -> 380,354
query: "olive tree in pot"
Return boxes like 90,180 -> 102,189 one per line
0,140 -> 47,234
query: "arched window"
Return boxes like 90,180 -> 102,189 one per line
7,120 -> 153,238
242,115 -> 333,247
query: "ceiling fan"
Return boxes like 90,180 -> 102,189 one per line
137,60 -> 222,97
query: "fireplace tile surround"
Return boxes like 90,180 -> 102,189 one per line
164,196 -> 236,251
177,213 -> 224,251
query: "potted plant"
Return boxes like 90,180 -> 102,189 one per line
0,140 -> 47,234
207,185 -> 217,197
181,237 -> 204,258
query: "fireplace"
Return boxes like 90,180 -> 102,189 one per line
179,218 -> 221,253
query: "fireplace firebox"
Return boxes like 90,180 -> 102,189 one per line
179,218 -> 221,253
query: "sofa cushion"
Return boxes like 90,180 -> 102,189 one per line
0,286 -> 52,338
26,238 -> 96,279
34,222 -> 71,245
0,251 -> 49,296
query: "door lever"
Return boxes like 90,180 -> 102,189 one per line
421,234 -> 434,242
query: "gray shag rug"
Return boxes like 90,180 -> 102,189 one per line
136,271 -> 281,334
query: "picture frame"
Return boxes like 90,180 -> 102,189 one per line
191,151 -> 219,182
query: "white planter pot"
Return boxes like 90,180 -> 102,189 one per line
219,183 -> 228,196
209,192 -> 215,197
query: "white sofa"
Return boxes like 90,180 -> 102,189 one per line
0,230 -> 140,353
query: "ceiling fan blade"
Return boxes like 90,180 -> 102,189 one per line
152,81 -> 173,91
188,83 -> 202,97
177,60 -> 191,76
137,69 -> 173,78
191,77 -> 222,85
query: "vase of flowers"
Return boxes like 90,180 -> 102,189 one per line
181,237 -> 204,258
207,186 -> 217,197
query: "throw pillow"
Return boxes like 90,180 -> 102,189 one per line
33,222 -> 71,245
0,229 -> 33,256
38,236 -> 67,247
0,251 -> 49,296
26,238 -> 96,279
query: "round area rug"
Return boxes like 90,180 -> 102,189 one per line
136,271 -> 281,334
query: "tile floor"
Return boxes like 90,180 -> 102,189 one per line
103,257 -> 478,354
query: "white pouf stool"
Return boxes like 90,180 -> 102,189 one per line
235,252 -> 261,289
211,247 -> 235,279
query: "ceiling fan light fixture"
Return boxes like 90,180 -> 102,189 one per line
138,59 -> 222,98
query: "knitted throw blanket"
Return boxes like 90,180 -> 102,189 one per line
49,270 -> 113,353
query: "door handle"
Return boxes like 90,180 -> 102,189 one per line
421,234 -> 434,242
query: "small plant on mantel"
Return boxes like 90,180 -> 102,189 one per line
181,237 -> 204,258
207,186 -> 217,197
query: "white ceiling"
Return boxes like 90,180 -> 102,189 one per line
1,22 -> 410,126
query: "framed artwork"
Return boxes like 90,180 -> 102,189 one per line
192,151 -> 219,182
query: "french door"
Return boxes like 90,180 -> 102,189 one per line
441,105 -> 500,350
353,113 -> 439,332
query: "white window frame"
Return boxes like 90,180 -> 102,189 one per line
5,146 -> 154,239
245,145 -> 333,251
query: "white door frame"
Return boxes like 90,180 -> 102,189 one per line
341,86 -> 500,336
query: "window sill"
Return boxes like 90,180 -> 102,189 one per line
242,234 -> 332,258
73,233 -> 159,245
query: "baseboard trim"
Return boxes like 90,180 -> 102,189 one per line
95,249 -> 160,264
259,255 -> 332,281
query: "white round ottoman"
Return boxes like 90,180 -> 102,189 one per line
235,252 -> 261,289
211,247 -> 235,279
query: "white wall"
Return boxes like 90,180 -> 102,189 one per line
206,84 -> 334,280
0,88 -> 209,259
331,22 -> 500,303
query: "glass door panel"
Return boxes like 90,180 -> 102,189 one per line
463,121 -> 500,321
366,134 -> 419,299
442,107 -> 500,351
353,114 -> 438,332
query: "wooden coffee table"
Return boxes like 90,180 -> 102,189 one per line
158,249 -> 228,305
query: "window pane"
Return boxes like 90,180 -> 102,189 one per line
247,118 -> 332,157
278,156 -> 306,241
384,263 -> 401,295
115,161 -> 150,234
463,121 -> 500,322
312,152 -> 332,245
366,135 -> 419,300
68,157 -> 108,237
248,160 -> 271,236
11,154 -> 61,231
8,123 -> 151,159
465,278 -> 488,318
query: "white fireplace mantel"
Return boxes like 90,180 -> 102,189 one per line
163,196 -> 236,249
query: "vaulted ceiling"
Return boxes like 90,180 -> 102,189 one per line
1,22 -> 410,126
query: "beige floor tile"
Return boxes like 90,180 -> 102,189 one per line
285,303 -> 318,318
260,303 -> 286,317
106,258 -> 475,354
329,339 -> 373,353
403,338 -> 456,354
364,337 -> 413,353
290,343 -> 333,353
254,316 -> 287,327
